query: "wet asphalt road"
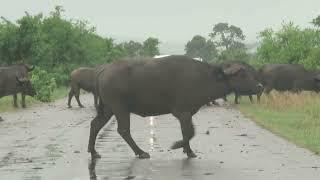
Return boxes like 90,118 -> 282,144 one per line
0,94 -> 320,180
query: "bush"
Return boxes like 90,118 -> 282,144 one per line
31,67 -> 57,102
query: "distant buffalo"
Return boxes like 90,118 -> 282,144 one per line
88,55 -> 262,159
68,67 -> 98,108
257,64 -> 320,100
210,61 -> 263,104
0,63 -> 35,108
0,69 -> 36,104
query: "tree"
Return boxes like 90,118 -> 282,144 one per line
185,35 -> 217,61
312,15 -> 320,28
257,21 -> 320,68
209,23 -> 245,50
140,37 -> 160,57
209,23 -> 247,61
120,40 -> 142,57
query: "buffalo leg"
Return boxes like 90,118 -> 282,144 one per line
171,112 -> 196,158
74,89 -> 84,108
67,89 -> 74,108
257,92 -> 262,103
223,95 -> 227,102
21,93 -> 26,108
113,103 -> 149,159
88,103 -> 113,158
93,93 -> 98,108
234,93 -> 240,104
13,94 -> 18,107
249,95 -> 253,103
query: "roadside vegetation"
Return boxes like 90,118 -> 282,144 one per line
238,92 -> 320,154
235,16 -> 320,154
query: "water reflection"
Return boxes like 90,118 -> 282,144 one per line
88,158 -> 98,180
88,156 -> 216,180
149,116 -> 156,152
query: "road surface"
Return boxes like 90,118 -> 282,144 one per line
0,94 -> 319,180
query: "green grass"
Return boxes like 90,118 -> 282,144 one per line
0,86 -> 69,113
236,92 -> 320,154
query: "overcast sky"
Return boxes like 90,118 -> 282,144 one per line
1,0 -> 319,53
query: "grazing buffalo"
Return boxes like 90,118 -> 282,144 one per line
0,63 -> 34,107
257,64 -> 320,100
88,55 -> 262,159
68,67 -> 98,108
220,61 -> 263,104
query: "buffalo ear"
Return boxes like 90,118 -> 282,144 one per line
25,64 -> 34,72
28,65 -> 35,71
223,64 -> 244,76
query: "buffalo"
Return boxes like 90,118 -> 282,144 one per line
0,71 -> 36,121
88,55 -> 262,159
68,67 -> 98,108
257,64 -> 320,100
220,61 -> 263,104
0,63 -> 34,108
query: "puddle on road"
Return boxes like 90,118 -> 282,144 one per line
89,157 -> 218,180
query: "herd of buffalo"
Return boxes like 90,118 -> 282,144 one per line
1,55 -> 320,158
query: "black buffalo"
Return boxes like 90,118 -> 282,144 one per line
222,61 -> 263,104
0,63 -> 34,107
0,73 -> 36,121
257,64 -> 320,100
88,55 -> 262,159
68,67 -> 98,108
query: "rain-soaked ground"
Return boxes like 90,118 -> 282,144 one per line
0,94 -> 320,180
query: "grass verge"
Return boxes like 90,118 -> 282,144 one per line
236,91 -> 320,154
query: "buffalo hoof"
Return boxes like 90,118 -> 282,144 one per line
68,105 -> 72,108
80,105 -> 85,108
22,105 -> 26,108
0,117 -> 3,122
91,152 -> 101,159
138,152 -> 150,159
187,151 -> 197,158
171,140 -> 184,150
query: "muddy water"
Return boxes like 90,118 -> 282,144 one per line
0,94 -> 320,180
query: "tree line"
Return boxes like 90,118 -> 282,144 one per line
0,6 -> 160,101
184,16 -> 320,70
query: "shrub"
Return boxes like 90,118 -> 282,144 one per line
31,67 -> 57,102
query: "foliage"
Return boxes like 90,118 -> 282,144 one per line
140,37 -> 160,57
184,35 -> 217,62
120,40 -> 142,57
256,22 -> 320,68
312,15 -> 320,28
209,22 -> 245,50
0,6 -> 161,102
209,23 -> 248,61
30,67 -> 57,102
119,38 -> 160,58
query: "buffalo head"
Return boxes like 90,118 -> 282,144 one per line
223,63 -> 263,94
